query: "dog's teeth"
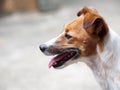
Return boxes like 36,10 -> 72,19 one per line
54,62 -> 57,65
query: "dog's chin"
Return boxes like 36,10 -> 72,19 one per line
48,48 -> 81,69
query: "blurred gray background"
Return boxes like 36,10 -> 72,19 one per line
0,0 -> 120,90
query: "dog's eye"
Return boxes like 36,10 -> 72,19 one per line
65,33 -> 72,39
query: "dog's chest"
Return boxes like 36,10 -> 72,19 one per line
94,68 -> 120,90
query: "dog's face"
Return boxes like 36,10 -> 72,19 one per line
40,7 -> 108,69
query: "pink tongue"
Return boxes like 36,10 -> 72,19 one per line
48,53 -> 68,68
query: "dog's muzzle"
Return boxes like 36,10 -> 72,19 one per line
39,44 -> 63,56
39,44 -> 81,68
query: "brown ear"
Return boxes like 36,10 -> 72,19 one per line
77,7 -> 108,40
77,6 -> 98,17
77,7 -> 88,16
84,17 -> 108,40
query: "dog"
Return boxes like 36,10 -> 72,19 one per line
39,7 -> 120,90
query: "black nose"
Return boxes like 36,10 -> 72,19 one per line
39,44 -> 47,52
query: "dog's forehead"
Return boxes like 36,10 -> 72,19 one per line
64,15 -> 84,32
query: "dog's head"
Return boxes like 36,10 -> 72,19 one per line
40,7 -> 108,69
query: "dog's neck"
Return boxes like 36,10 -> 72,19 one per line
84,29 -> 116,69
83,29 -> 120,89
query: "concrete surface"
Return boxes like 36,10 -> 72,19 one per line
0,0 -> 120,90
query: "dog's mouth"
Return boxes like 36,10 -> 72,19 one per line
48,48 -> 80,68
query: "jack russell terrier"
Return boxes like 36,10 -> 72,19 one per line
39,7 -> 120,90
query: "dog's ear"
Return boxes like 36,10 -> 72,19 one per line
77,7 -> 108,40
77,7 -> 88,16
77,6 -> 98,17
85,16 -> 108,40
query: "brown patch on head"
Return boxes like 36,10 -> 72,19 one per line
54,7 -> 108,57
77,7 -> 108,51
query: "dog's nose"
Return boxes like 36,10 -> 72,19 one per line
39,44 -> 47,52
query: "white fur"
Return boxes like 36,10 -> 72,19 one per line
44,33 -> 63,47
45,37 -> 58,47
